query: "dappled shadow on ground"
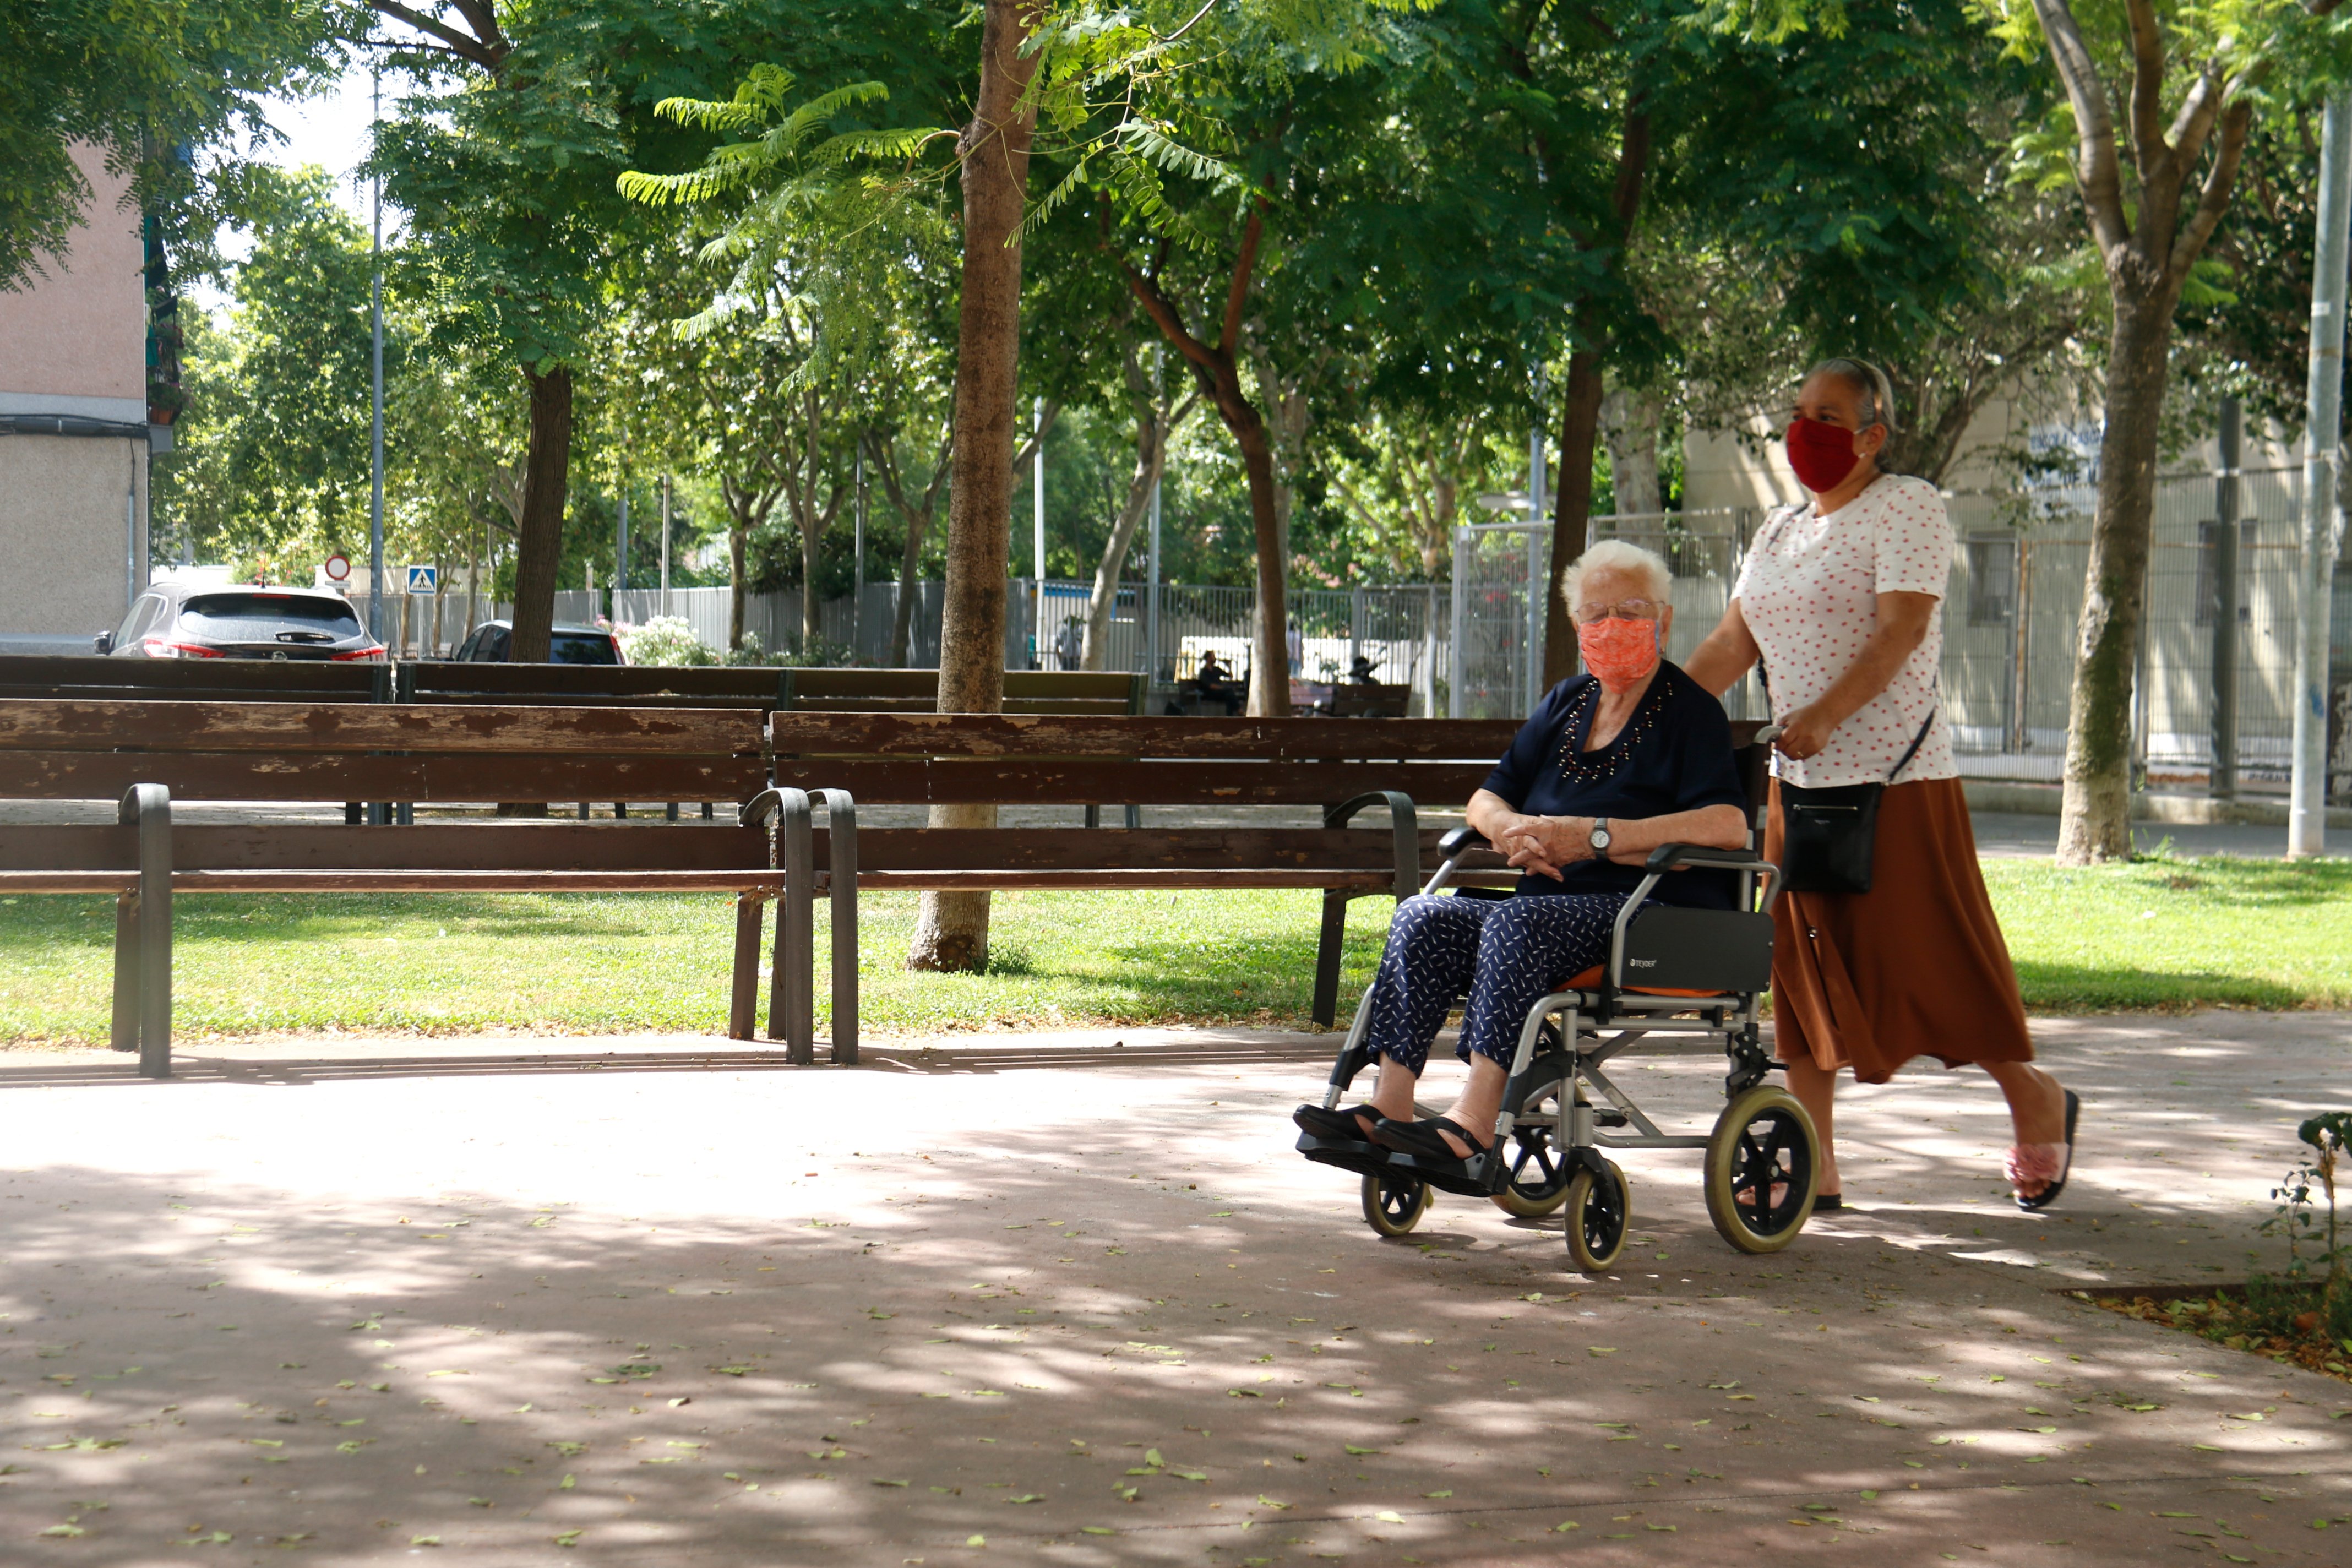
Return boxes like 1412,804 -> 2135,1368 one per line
0,1030 -> 2345,1565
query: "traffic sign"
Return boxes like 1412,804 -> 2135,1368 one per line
405,565 -> 438,596
323,553 -> 351,582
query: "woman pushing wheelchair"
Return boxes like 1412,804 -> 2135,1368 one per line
1292,538 -> 1751,1185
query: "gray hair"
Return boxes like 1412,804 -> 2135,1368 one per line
1563,538 -> 1672,607
1806,357 -> 1900,433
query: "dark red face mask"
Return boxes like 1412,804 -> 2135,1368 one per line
1785,416 -> 1862,493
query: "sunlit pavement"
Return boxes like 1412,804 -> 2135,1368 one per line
1,1014 -> 2346,1565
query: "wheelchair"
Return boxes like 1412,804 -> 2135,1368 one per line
1294,749 -> 1821,1272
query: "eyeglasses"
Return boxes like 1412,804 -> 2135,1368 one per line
1572,597 -> 1661,625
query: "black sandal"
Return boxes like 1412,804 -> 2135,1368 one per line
1293,1103 -> 1381,1143
1370,1115 -> 1493,1162
1811,1192 -> 1843,1212
2014,1090 -> 2081,1213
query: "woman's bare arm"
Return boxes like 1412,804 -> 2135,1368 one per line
1772,590 -> 1937,761
1681,600 -> 1760,698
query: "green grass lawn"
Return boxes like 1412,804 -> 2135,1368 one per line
1,854 -> 2346,1046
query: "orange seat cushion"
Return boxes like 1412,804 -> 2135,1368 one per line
1564,963 -> 1725,999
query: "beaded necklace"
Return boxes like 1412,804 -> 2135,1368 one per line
1554,671 -> 1665,785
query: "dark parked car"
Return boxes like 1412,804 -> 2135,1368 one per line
96,584 -> 385,661
450,620 -> 625,665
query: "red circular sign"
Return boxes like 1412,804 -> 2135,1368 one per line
324,553 -> 351,582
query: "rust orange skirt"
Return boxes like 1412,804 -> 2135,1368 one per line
1762,776 -> 2033,1084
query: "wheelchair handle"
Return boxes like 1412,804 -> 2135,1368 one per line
1753,723 -> 1784,747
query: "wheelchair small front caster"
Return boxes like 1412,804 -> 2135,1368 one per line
1360,1171 -> 1432,1236
1493,1125 -> 1574,1218
1703,1084 -> 1820,1254
1564,1158 -> 1629,1272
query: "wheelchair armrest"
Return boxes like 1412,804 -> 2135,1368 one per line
1643,843 -> 1768,874
1438,824 -> 1490,857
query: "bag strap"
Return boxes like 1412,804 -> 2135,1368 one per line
1886,705 -> 1937,784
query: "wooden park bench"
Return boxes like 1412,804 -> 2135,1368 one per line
0,698 -> 856,1076
768,712 -> 1523,1029
399,663 -> 1148,820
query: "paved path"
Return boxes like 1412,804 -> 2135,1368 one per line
1,1014 -> 2346,1565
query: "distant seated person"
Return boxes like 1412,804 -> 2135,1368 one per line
1191,650 -> 1243,715
1346,653 -> 1381,686
1293,540 -> 1750,1175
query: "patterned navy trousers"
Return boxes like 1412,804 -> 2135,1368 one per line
1363,892 -> 1632,1074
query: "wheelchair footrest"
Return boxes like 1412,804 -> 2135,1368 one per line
1295,1132 -> 1393,1178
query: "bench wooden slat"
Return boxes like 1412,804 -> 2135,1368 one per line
0,752 -> 765,803
0,655 -> 383,702
808,826 -> 1479,873
404,664 -> 789,701
836,868 -> 1397,891
0,699 -> 760,755
770,759 -> 1493,807
173,870 -> 785,893
0,824 -> 772,873
769,712 -> 1521,760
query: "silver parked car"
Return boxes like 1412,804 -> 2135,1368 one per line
96,584 -> 386,661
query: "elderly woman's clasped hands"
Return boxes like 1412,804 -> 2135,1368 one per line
1488,812 -> 1628,879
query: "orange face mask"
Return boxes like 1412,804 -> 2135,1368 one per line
1576,615 -> 1660,688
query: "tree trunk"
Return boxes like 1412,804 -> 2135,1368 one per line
1600,385 -> 1662,516
908,0 -> 1039,974
1541,348 -> 1606,687
1235,415 -> 1289,715
1081,386 -> 1186,669
2056,292 -> 2175,864
510,364 -> 573,664
891,510 -> 928,666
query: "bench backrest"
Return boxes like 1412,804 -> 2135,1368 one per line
0,654 -> 388,705
1323,684 -> 1411,718
400,661 -> 790,710
780,668 -> 1146,714
770,713 -> 1524,807
0,699 -> 766,804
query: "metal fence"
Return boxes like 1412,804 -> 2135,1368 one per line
1452,477 -> 2352,783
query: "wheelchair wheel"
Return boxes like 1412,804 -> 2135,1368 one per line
1492,1087 -> 1574,1218
1703,1085 -> 1820,1254
1563,1159 -> 1630,1272
1360,1171 -> 1432,1236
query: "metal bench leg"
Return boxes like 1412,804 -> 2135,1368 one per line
614,802 -> 626,819
703,802 -> 715,820
1124,804 -> 1140,830
396,802 -> 413,826
578,802 -> 590,821
344,803 -> 362,825
121,784 -> 172,1078
111,890 -> 139,1053
1311,889 -> 1350,1028
666,802 -> 680,823
765,790 -> 815,1063
728,893 -> 764,1041
814,790 -> 858,1066
1084,804 -> 1101,829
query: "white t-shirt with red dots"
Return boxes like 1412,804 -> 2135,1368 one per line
1730,471 -> 1956,790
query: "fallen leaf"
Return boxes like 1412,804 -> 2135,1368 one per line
410,1536 -> 441,1547
38,1525 -> 85,1538
552,1529 -> 582,1548
1376,1510 -> 1405,1523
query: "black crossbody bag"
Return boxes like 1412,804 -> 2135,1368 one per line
1773,706 -> 1937,896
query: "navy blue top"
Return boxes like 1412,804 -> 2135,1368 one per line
1477,661 -> 1749,909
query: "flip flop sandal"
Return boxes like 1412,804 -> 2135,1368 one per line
1370,1115 -> 1494,1163
1293,1103 -> 1382,1144
2010,1088 -> 2081,1212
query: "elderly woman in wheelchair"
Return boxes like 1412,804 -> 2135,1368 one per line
1294,540 -> 1810,1269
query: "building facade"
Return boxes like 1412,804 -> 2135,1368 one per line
0,143 -> 153,655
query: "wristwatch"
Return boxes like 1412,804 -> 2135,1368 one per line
1588,817 -> 1612,856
